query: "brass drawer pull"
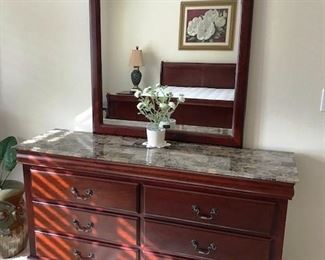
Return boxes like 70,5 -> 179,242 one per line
70,187 -> 94,200
192,205 -> 218,220
73,249 -> 95,259
191,240 -> 216,255
72,219 -> 94,233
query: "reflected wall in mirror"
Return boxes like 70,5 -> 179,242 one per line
90,0 -> 254,147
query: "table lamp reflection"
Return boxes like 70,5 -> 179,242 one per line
129,46 -> 144,91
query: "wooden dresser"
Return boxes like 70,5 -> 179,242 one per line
16,129 -> 298,260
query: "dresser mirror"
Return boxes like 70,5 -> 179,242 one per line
90,0 -> 254,147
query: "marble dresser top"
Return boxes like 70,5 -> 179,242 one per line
16,129 -> 299,184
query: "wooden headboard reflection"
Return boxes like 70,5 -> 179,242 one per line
107,61 -> 235,128
160,62 -> 236,89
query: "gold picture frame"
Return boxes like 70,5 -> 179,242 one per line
179,0 -> 237,50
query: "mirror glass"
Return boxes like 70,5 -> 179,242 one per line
100,0 -> 242,136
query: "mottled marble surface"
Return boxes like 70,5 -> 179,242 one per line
16,129 -> 299,184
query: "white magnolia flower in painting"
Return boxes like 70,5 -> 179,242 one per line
203,9 -> 219,24
178,94 -> 185,103
214,16 -> 227,28
197,18 -> 215,41
187,16 -> 202,36
168,102 -> 176,110
223,10 -> 228,18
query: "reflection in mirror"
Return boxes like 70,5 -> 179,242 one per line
90,0 -> 254,146
100,0 -> 242,135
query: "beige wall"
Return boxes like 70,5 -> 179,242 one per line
245,1 -> 325,259
0,0 -> 92,139
0,1 -> 324,260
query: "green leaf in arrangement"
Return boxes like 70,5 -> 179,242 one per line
0,136 -> 17,161
2,147 -> 17,172
0,136 -> 18,171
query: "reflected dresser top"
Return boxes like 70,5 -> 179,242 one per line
16,129 -> 299,184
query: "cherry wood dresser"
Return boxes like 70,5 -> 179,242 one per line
16,129 -> 298,260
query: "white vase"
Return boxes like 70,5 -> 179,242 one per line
146,124 -> 166,148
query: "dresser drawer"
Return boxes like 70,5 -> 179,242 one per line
143,252 -> 189,260
35,231 -> 138,259
144,186 -> 275,235
33,202 -> 137,246
31,169 -> 138,212
144,220 -> 271,260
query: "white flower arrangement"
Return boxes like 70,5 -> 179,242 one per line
134,84 -> 185,128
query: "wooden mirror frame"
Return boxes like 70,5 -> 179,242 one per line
90,0 -> 254,147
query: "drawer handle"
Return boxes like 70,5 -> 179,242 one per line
73,249 -> 95,259
191,240 -> 216,255
70,187 -> 94,200
72,219 -> 94,233
192,205 -> 218,220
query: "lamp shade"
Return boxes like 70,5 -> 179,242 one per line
129,46 -> 144,67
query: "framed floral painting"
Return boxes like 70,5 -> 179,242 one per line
179,1 -> 237,50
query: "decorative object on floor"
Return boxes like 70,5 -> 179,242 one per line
134,84 -> 185,148
0,137 -> 28,258
179,0 -> 237,50
129,46 -> 144,91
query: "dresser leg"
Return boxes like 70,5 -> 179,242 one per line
23,165 -> 37,257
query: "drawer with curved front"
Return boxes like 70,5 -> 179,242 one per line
30,168 -> 138,213
33,202 -> 138,246
144,186 -> 276,235
144,220 -> 271,260
35,231 -> 138,259
143,252 -> 189,260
